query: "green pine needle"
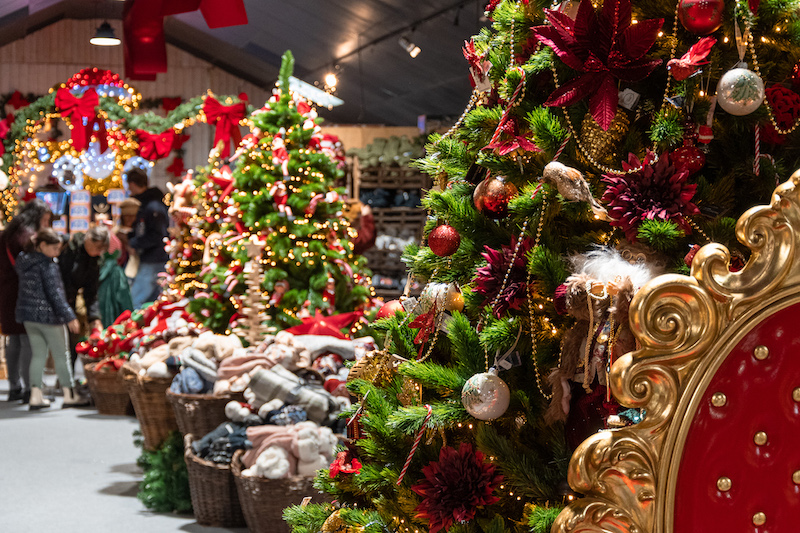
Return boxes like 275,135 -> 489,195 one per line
648,107 -> 684,149
528,505 -> 563,533
636,219 -> 685,251
279,50 -> 295,93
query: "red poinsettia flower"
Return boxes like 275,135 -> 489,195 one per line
602,151 -> 700,242
329,450 -> 362,478
409,303 -> 438,355
530,0 -> 663,130
411,443 -> 503,533
484,116 -> 542,156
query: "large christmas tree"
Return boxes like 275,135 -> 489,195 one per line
286,1 -> 800,533
188,52 -> 373,336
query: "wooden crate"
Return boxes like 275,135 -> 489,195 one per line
372,207 -> 427,232
363,249 -> 406,273
359,166 -> 431,190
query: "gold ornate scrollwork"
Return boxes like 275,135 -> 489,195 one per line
554,171 -> 800,533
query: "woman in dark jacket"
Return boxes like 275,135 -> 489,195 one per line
16,229 -> 87,410
0,199 -> 51,402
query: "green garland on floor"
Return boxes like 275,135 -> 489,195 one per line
135,431 -> 192,514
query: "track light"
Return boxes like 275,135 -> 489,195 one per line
90,21 -> 120,46
398,37 -> 421,58
324,72 -> 338,88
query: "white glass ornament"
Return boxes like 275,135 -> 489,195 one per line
51,154 -> 84,192
716,67 -> 765,116
80,142 -> 116,180
461,370 -> 510,420
0,169 -> 7,191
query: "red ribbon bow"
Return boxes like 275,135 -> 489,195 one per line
203,96 -> 246,158
55,87 -> 107,152
136,129 -> 176,160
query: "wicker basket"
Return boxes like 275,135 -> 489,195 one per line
121,364 -> 178,451
167,389 -> 242,438
84,363 -> 133,416
231,449 -> 328,533
184,434 -> 245,528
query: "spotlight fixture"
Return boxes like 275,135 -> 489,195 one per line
90,21 -> 121,46
324,72 -> 338,88
398,37 -> 421,58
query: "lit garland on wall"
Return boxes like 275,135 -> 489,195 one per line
1,67 -> 251,220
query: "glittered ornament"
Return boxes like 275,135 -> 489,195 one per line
671,139 -> 706,176
678,0 -> 724,35
473,175 -> 517,219
377,299 -> 405,319
321,511 -> 357,533
763,85 -> 800,143
428,224 -> 461,256
461,370 -> 510,420
578,110 -> 629,165
716,67 -> 765,116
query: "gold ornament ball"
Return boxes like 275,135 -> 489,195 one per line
473,175 -> 517,219
445,285 -> 464,312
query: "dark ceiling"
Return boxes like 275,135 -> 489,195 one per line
0,0 -> 489,126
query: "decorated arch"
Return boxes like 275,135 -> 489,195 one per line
0,67 -> 252,220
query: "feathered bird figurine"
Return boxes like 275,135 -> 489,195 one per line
667,37 -> 717,81
541,161 -> 609,220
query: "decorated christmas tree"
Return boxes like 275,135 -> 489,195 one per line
286,2 -> 800,533
188,52 -> 373,336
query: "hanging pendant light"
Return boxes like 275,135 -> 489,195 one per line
90,21 -> 121,46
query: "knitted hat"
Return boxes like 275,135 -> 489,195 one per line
119,198 -> 141,216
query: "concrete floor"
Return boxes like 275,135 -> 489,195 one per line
0,376 -> 247,533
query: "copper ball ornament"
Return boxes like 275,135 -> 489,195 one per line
428,224 -> 461,256
678,0 -> 724,35
376,299 -> 404,319
473,175 -> 518,219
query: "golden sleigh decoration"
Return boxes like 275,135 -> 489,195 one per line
554,172 -> 800,532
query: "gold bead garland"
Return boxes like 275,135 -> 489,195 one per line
526,188 -> 555,400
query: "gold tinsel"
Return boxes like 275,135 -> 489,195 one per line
347,349 -> 396,386
578,109 -> 630,166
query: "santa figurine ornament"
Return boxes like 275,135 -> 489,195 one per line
544,248 -> 659,451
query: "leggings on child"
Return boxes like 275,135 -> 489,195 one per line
23,321 -> 74,389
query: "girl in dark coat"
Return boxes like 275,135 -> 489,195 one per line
0,199 -> 51,402
16,229 -> 87,410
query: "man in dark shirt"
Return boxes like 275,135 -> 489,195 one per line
59,225 -> 109,368
126,168 -> 169,308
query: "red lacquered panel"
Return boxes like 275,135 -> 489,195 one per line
674,303 -> 800,532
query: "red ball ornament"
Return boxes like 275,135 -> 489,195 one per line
671,140 -> 706,176
428,224 -> 461,256
473,175 -> 518,219
678,0 -> 724,35
377,299 -> 405,319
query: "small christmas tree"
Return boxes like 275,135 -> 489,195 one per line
189,51 -> 373,336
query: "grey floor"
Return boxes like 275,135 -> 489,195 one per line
0,374 -> 247,532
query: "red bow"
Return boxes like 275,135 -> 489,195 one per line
136,129 -> 176,160
162,97 -> 182,112
203,96 -> 246,158
55,87 -> 107,152
6,90 -> 29,110
210,165 -> 235,200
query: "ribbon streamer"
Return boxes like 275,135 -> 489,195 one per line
396,404 -> 433,485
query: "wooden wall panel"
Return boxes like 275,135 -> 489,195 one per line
0,19 -> 270,189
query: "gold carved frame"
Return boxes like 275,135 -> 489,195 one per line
553,172 -> 800,533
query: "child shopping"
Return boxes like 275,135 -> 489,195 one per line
15,228 -> 88,410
